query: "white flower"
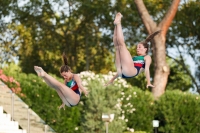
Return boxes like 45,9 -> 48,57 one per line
108,71 -> 113,75
79,101 -> 84,105
115,84 -> 121,87
117,98 -> 121,102
75,127 -> 78,130
121,115 -> 125,120
130,128 -> 134,132
124,85 -> 129,88
82,80 -> 88,86
115,103 -> 122,109
125,119 -> 128,122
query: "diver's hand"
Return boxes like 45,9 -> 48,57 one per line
146,83 -> 154,88
58,103 -> 65,110
84,90 -> 89,97
104,80 -> 113,87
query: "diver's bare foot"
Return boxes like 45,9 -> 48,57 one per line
34,66 -> 46,77
114,12 -> 123,25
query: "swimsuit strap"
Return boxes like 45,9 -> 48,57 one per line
72,74 -> 75,81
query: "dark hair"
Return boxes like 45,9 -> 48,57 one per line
60,52 -> 71,73
140,30 -> 161,53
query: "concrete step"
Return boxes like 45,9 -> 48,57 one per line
0,81 -> 56,133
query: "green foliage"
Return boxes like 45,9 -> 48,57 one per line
125,74 -> 147,91
121,88 -> 200,133
3,64 -> 200,133
4,0 -> 117,74
166,58 -> 193,91
134,132 -> 149,133
124,131 -> 149,133
121,88 -> 155,132
81,80 -> 126,133
155,90 -> 200,133
143,0 -> 172,20
0,0 -> 149,74
166,0 -> 200,90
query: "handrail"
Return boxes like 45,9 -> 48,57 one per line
0,81 -> 56,133
11,93 -> 14,121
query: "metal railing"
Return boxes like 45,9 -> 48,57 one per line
9,91 -> 51,133
0,81 -> 56,133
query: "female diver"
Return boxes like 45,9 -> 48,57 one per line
105,12 -> 161,88
34,53 -> 88,110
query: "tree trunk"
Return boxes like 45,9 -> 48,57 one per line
134,0 -> 180,98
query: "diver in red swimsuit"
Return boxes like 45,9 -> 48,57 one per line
34,53 -> 88,109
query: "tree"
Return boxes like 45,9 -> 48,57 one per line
1,0 -> 116,74
166,0 -> 200,92
134,0 -> 180,98
0,25 -> 19,66
0,1 -> 19,66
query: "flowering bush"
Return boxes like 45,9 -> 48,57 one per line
0,69 -> 24,96
79,71 -> 155,132
80,71 -> 131,88
79,71 -> 127,133
80,71 -> 135,132
2,65 -> 199,133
